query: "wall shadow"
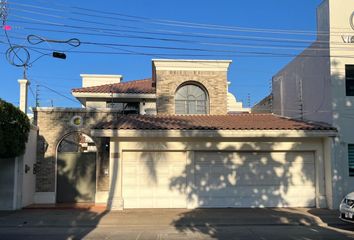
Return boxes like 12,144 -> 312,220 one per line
0,208 -> 110,240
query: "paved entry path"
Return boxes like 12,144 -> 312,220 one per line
0,208 -> 353,239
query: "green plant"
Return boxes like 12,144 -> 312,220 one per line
0,99 -> 30,158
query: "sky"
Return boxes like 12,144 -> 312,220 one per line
0,0 -> 323,110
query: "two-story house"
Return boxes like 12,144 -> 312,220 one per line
32,59 -> 336,210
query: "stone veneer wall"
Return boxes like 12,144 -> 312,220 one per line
34,108 -> 114,193
155,70 -> 228,115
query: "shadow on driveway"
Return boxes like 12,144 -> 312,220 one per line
0,208 -> 109,239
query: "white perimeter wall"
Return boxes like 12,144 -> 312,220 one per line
0,126 -> 37,210
19,126 -> 38,208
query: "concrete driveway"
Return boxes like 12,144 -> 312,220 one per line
0,208 -> 353,239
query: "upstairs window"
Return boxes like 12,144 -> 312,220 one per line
349,144 -> 354,177
175,84 -> 208,114
346,65 -> 354,96
106,102 -> 140,114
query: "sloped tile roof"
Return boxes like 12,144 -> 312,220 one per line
94,114 -> 336,131
72,78 -> 155,94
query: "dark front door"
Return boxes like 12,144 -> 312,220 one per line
57,152 -> 96,203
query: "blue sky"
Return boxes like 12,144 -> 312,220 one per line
0,0 -> 323,109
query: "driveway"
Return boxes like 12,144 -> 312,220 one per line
0,208 -> 353,239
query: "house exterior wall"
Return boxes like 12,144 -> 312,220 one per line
153,60 -> 231,115
33,108 -> 114,203
81,74 -> 122,88
86,100 -> 107,108
270,0 -> 354,208
106,134 -> 330,210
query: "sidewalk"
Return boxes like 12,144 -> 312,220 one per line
0,208 -> 347,228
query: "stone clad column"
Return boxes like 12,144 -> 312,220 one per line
18,79 -> 30,114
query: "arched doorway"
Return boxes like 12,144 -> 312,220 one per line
56,132 -> 97,203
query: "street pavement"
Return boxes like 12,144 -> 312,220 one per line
0,208 -> 353,239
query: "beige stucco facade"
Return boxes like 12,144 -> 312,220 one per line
92,130 -> 331,209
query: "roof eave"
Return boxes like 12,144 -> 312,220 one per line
91,129 -> 338,138
72,92 -> 156,99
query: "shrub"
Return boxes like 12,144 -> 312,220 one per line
0,99 -> 30,158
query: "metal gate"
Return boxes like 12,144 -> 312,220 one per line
56,152 -> 96,203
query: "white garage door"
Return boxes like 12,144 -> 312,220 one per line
122,151 -> 187,208
194,151 -> 316,208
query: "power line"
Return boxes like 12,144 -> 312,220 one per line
7,25 -> 354,55
8,8 -> 354,41
37,83 -> 79,104
8,17 -> 354,53
7,18 -> 323,45
9,0 -> 354,36
3,35 -> 354,59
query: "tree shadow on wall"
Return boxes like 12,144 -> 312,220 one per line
166,135 -> 353,239
116,109 -> 348,239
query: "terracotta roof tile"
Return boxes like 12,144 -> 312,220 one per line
72,78 -> 155,94
94,114 -> 336,131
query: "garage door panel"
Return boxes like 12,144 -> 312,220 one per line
196,196 -> 315,208
195,169 -> 315,186
196,185 -> 315,197
122,150 -> 315,208
196,152 -> 314,166
122,151 -> 187,208
194,177 -> 315,187
194,151 -> 315,208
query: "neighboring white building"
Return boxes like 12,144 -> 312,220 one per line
266,0 -> 354,208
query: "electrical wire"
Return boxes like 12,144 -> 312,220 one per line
3,34 -> 354,59
37,83 -> 79,104
9,0 -> 354,36
8,16 -> 354,53
7,18 -> 323,45
7,25 -> 354,55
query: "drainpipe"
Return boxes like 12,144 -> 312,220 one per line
18,79 -> 30,114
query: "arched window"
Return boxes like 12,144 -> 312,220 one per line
175,84 -> 208,114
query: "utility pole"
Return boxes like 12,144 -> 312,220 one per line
0,0 -> 8,27
269,78 -> 273,113
297,77 -> 304,120
35,84 -> 40,107
247,93 -> 251,108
